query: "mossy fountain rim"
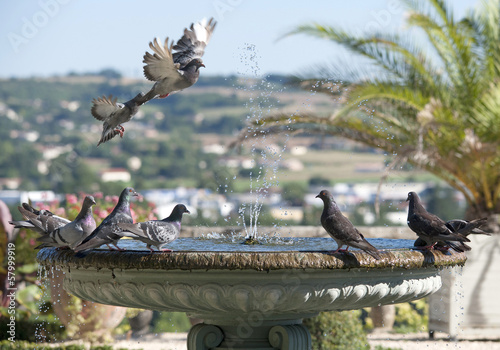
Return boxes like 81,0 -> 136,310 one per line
36,241 -> 466,271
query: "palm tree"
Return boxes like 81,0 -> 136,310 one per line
237,0 -> 500,226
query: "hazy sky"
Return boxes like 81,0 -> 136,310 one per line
0,0 -> 478,78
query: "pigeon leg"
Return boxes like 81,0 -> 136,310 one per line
413,245 -> 434,251
112,243 -> 126,251
159,93 -> 170,98
113,126 -> 125,138
435,245 -> 450,252
161,248 -> 173,253
147,245 -> 155,253
330,245 -> 349,254
106,244 -> 117,250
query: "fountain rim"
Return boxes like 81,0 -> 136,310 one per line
36,247 -> 466,271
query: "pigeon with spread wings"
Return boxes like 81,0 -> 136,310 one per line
141,18 -> 216,102
91,93 -> 145,146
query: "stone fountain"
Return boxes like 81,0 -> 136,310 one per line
37,237 -> 465,349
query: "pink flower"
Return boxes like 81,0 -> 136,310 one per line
38,203 -> 50,211
95,208 -> 108,219
147,212 -> 158,221
55,207 -> 66,217
105,195 -> 111,202
130,208 -> 137,222
111,196 -> 119,204
93,192 -> 103,199
66,194 -> 78,205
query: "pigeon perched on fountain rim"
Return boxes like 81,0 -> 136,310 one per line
406,191 -> 470,250
74,187 -> 139,255
316,189 -> 381,260
91,92 -> 145,146
35,195 -> 97,250
118,204 -> 190,252
140,17 -> 217,102
414,217 -> 490,252
10,203 -> 70,235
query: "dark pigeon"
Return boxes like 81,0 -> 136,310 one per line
74,187 -> 138,255
316,189 -> 381,259
118,204 -> 189,252
414,217 -> 490,252
35,196 -> 97,249
406,191 -> 470,250
140,18 -> 217,102
91,93 -> 145,146
10,203 -> 70,235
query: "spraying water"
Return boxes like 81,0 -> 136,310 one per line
235,44 -> 290,243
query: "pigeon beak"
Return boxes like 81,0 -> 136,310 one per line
406,195 -> 410,201
315,194 -> 320,199
91,198 -> 97,205
185,209 -> 190,214
200,63 -> 206,68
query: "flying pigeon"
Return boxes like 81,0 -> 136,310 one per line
91,92 -> 145,146
10,203 -> 70,235
74,187 -> 139,255
140,17 -> 217,102
414,217 -> 490,252
118,204 -> 189,252
35,196 -> 97,249
406,191 -> 470,250
316,190 -> 381,259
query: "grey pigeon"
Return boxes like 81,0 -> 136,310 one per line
35,196 -> 97,249
140,18 -> 216,102
118,204 -> 189,252
316,190 -> 381,259
91,93 -> 145,146
406,191 -> 470,250
414,217 -> 490,252
74,187 -> 139,255
10,203 -> 70,235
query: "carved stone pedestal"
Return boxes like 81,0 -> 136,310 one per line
187,320 -> 312,350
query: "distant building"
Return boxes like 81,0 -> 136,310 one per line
100,168 -> 131,183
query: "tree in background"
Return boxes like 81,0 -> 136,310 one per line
238,0 -> 500,228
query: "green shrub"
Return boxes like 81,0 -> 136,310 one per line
393,299 -> 428,333
303,310 -> 369,350
0,340 -> 141,350
0,317 -> 66,342
151,312 -> 191,333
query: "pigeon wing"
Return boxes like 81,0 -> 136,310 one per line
173,18 -> 216,66
91,95 -> 120,121
143,37 -> 182,81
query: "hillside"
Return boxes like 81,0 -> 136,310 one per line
0,73 -> 427,197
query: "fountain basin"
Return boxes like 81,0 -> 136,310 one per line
37,238 -> 466,349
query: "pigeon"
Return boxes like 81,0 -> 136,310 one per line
91,92 -> 145,146
316,190 -> 381,259
10,203 -> 70,235
406,191 -> 470,250
74,187 -> 139,255
118,204 -> 189,252
35,196 -> 97,249
414,217 -> 490,252
140,17 -> 217,102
